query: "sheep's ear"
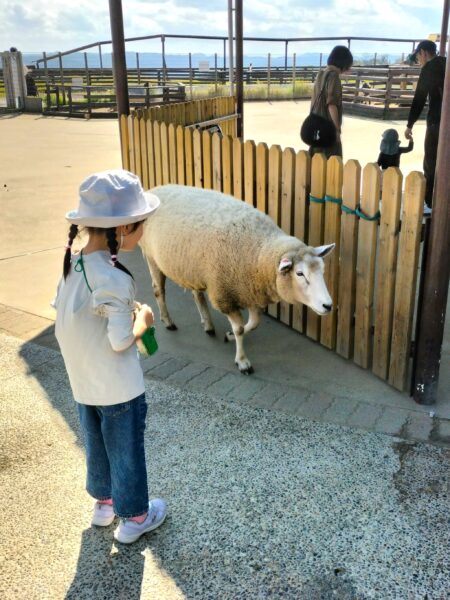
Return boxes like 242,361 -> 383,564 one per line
278,257 -> 293,273
313,243 -> 335,258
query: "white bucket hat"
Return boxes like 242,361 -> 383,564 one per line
66,169 -> 160,227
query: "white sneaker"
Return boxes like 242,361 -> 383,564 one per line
423,204 -> 432,217
91,501 -> 115,527
114,498 -> 167,544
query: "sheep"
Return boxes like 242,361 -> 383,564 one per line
139,184 -> 334,374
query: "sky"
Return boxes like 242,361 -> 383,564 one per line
1,0 -> 445,56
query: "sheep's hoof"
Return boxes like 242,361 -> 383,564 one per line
205,328 -> 216,337
240,366 -> 254,375
236,362 -> 254,375
166,324 -> 178,331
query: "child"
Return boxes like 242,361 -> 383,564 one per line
377,128 -> 414,170
53,169 -> 166,544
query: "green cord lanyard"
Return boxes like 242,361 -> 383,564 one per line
74,252 -> 93,293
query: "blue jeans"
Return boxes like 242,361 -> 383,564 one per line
77,393 -> 149,518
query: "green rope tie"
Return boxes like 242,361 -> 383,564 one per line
355,203 -> 381,222
342,204 -> 357,215
309,194 -> 325,204
324,194 -> 342,206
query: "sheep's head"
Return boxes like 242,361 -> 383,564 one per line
276,244 -> 335,315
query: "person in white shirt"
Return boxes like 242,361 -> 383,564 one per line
53,169 -> 167,544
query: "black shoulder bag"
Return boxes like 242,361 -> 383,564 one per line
300,72 -> 337,148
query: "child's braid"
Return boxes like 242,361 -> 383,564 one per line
105,227 -> 134,279
63,224 -> 79,279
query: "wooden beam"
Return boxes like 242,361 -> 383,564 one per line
413,34 -> 450,404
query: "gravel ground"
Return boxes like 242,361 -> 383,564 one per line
1,332 -> 449,600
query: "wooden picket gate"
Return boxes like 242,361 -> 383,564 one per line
120,97 -> 425,392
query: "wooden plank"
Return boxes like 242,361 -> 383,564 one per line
372,167 -> 402,380
354,163 -> 381,369
128,114 -> 136,173
243,140 -> 256,207
320,156 -> 343,350
279,147 -> 295,326
267,145 -> 282,319
389,172 -> 425,390
146,117 -> 156,189
212,132 -> 222,191
119,115 -> 130,171
153,121 -> 162,186
160,122 -> 170,185
292,150 -> 311,333
202,130 -> 213,189
168,123 -> 178,184
134,112 -> 143,181
193,129 -> 203,188
336,160 -> 361,358
221,135 -> 233,195
176,125 -> 185,185
233,137 -> 243,200
256,143 -> 269,214
306,153 -> 327,341
140,112 -> 149,189
184,127 -> 194,187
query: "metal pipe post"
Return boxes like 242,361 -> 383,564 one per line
412,34 -> 450,404
136,52 -> 140,84
162,35 -> 166,85
440,0 -> 449,56
284,40 -> 288,71
108,0 -> 129,117
235,0 -> 244,138
99,44 -> 103,73
228,0 -> 234,96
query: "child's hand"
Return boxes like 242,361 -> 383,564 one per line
133,304 -> 154,338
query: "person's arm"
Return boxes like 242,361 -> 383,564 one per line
399,140 -> 414,154
405,67 -> 430,138
328,104 -> 340,133
326,72 -> 341,134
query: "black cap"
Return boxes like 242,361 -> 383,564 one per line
410,40 -> 437,62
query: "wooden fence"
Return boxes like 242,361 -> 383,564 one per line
342,66 -> 421,120
122,97 -> 425,392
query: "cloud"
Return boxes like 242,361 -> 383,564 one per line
1,0 -> 441,53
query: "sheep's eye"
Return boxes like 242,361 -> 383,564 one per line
296,271 -> 304,277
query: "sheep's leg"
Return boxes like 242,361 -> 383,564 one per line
192,290 -> 215,336
145,258 -> 177,331
225,308 -> 261,341
225,310 -> 253,375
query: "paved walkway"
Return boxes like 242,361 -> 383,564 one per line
1,330 -> 450,599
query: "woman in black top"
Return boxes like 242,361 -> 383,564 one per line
377,128 -> 413,170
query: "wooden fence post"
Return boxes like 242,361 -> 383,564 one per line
267,145 -> 282,319
222,135 -> 234,195
279,147 -> 296,326
307,153 -> 327,340
320,156 -> 343,349
244,140 -> 256,207
212,132 -> 222,191
233,137 -> 244,199
256,142 -> 269,214
336,160 -> 361,358
292,150 -> 311,333
354,163 -> 380,369
389,171 -> 425,390
372,167 -> 402,380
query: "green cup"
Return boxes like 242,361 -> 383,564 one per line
140,326 -> 158,355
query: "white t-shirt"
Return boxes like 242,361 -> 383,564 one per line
53,251 -> 145,406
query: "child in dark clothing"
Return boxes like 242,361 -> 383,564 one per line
377,128 -> 413,170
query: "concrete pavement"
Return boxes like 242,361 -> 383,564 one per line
1,331 -> 450,599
